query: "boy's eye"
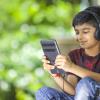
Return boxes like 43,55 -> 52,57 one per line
83,31 -> 89,34
76,32 -> 79,35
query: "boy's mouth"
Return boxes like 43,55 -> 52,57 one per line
79,41 -> 87,45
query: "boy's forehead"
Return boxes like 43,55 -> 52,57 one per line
74,23 -> 96,30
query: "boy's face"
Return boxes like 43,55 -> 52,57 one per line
74,23 -> 99,49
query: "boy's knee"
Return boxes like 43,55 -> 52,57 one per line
35,86 -> 54,100
81,76 -> 93,82
78,77 -> 94,85
76,77 -> 94,91
75,77 -> 95,100
36,86 -> 49,96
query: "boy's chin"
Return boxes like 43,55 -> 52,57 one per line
80,45 -> 88,49
80,45 -> 92,49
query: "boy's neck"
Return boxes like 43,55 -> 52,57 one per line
85,45 -> 100,57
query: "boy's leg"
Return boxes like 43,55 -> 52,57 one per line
74,77 -> 100,100
35,86 -> 74,100
95,85 -> 100,100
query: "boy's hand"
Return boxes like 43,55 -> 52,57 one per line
42,56 -> 54,71
42,56 -> 61,77
55,55 -> 73,72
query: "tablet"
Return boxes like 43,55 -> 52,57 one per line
40,39 -> 65,74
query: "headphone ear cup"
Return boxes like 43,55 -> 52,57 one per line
84,10 -> 100,41
95,29 -> 100,40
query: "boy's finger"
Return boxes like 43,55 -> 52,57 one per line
42,59 -> 50,63
43,64 -> 54,70
42,55 -> 46,59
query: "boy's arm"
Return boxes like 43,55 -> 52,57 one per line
51,74 -> 78,95
67,64 -> 100,82
55,55 -> 100,82
42,55 -> 78,95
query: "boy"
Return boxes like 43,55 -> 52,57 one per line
36,6 -> 100,100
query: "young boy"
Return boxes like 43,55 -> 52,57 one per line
36,6 -> 100,100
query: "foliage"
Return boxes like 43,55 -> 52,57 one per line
0,0 -> 82,99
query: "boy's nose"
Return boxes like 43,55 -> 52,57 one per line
78,33 -> 83,40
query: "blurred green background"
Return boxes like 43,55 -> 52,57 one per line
0,0 -> 98,100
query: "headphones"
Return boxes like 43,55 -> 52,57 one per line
84,10 -> 100,41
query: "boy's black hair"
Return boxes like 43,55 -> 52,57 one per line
72,6 -> 100,28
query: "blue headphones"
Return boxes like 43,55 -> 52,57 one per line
84,10 -> 100,41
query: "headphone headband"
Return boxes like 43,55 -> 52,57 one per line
85,10 -> 100,26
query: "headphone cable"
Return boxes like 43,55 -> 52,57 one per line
62,72 -> 66,91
